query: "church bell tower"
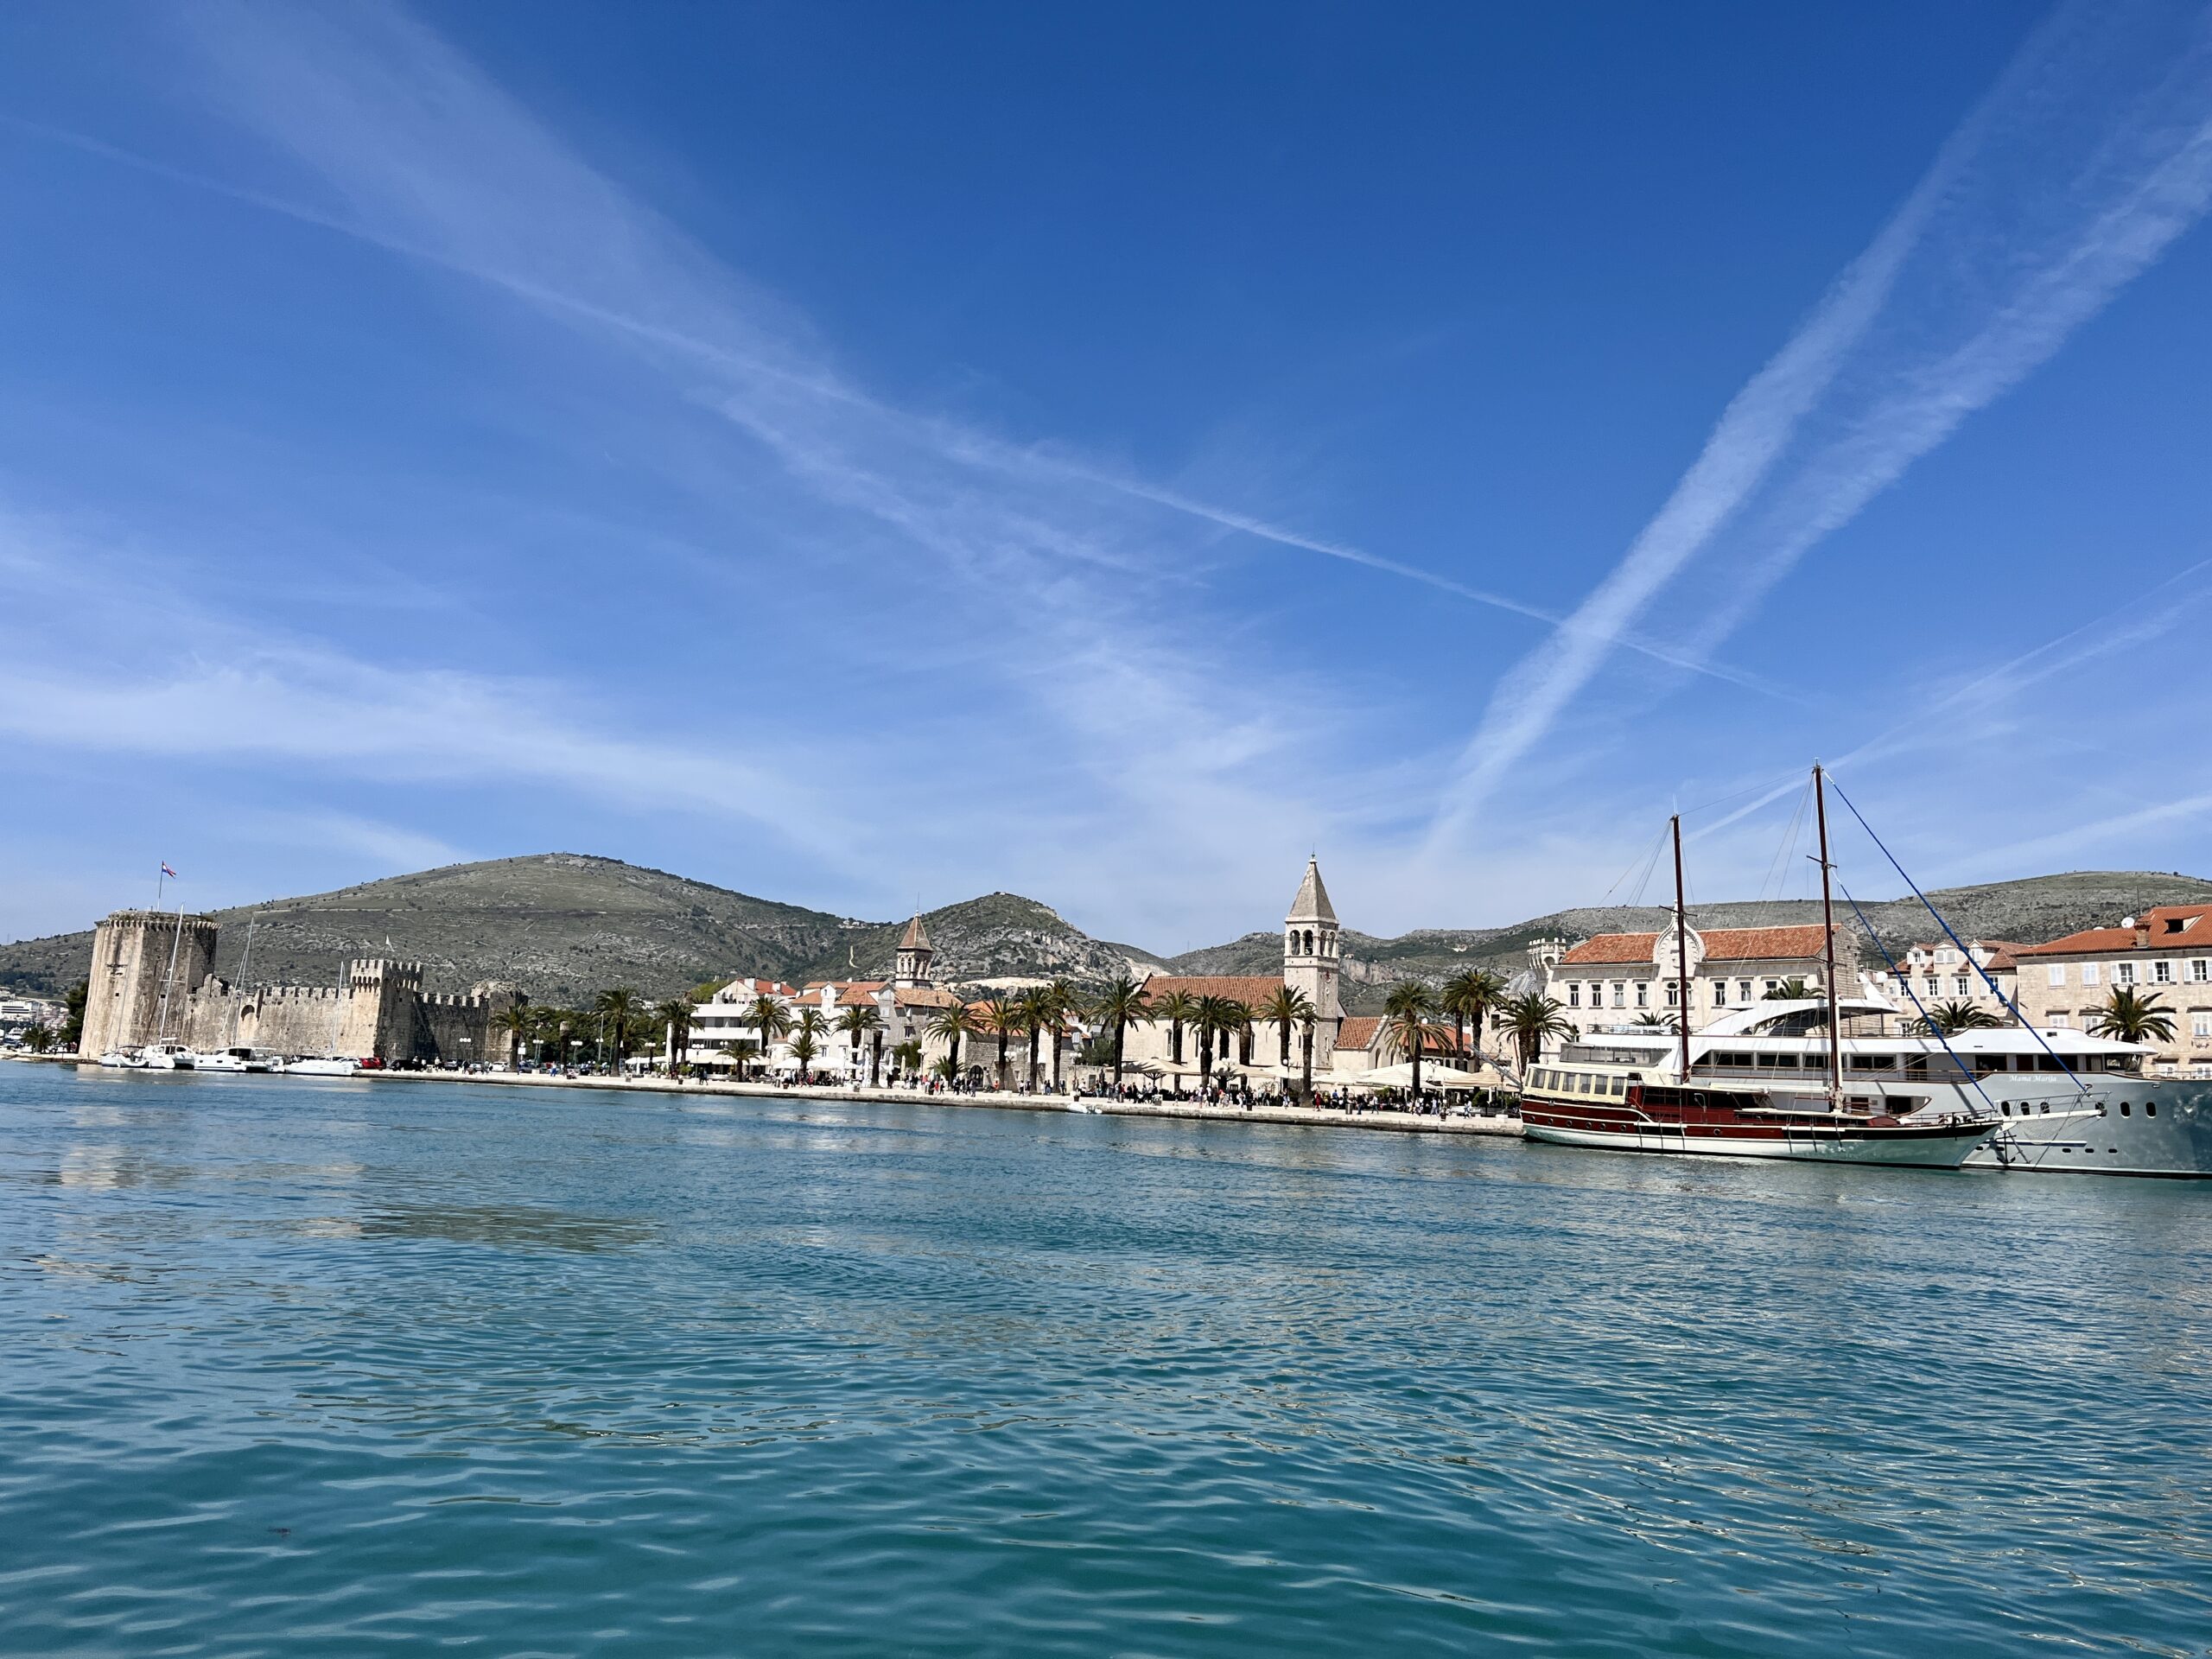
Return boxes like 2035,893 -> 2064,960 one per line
1283,856 -> 1342,1025
894,911 -> 935,989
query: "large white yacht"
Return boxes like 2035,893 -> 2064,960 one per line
1540,996 -> 2211,1177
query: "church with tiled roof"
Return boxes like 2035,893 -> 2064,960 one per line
1118,856 -> 1344,1085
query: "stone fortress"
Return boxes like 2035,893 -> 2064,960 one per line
80,908 -> 517,1065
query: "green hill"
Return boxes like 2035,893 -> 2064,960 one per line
0,855 -> 1163,1005
4,856 -> 2204,1015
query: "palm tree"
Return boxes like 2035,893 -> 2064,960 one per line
1016,988 -> 1052,1090
1383,981 -> 1439,1096
652,996 -> 695,1070
491,1001 -> 534,1067
1630,1011 -> 1680,1033
746,994 -> 792,1078
1260,985 -> 1316,1071
2090,985 -> 2177,1046
22,1023 -> 54,1054
926,1001 -> 971,1084
1764,977 -> 1815,1001
891,1039 -> 923,1078
1193,995 -> 1243,1092
836,1001 -> 883,1086
1499,991 -> 1576,1070
1150,989 -> 1199,1087
1091,975 -> 1150,1087
792,1006 -> 827,1083
1920,998 -> 2002,1037
593,987 -> 639,1070
1046,978 -> 1078,1092
1440,968 -> 1505,1065
978,995 -> 1020,1090
1287,1007 -> 1318,1101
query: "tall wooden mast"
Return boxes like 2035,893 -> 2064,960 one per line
1814,764 -> 1844,1103
1671,813 -> 1692,1084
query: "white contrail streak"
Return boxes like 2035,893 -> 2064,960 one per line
1426,1 -> 2212,849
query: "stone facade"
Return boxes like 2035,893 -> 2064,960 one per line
2012,905 -> 2212,1077
81,910 -> 220,1058
1866,939 -> 2023,1025
1545,925 -> 1849,1035
79,909 -> 515,1064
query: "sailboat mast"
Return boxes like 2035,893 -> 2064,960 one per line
229,916 -> 257,1047
154,898 -> 186,1044
1671,814 -> 1692,1084
1813,764 -> 1844,1102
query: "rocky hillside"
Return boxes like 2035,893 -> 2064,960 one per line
4,857 -> 2203,1014
1166,871 -> 2212,1014
0,855 -> 1164,1005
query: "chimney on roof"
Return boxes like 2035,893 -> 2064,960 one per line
2133,919 -> 2152,948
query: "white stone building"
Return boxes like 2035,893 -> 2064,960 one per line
1545,925 -> 1843,1035
2012,905 -> 2212,1077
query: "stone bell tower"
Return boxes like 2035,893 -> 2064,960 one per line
1283,855 -> 1342,1027
894,911 -> 936,989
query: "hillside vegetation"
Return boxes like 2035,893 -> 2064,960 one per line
0,855 -> 1162,1003
4,855 -> 2205,1013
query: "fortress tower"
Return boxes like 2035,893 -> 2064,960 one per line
80,909 -> 219,1057
894,912 -> 936,989
1283,856 -> 1342,1026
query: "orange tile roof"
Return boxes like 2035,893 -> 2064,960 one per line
835,983 -> 887,1007
892,987 -> 960,1008
1335,1015 -> 1382,1052
1560,925 -> 1833,966
1136,974 -> 1284,1009
2015,906 -> 2212,957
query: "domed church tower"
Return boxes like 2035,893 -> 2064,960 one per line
894,911 -> 936,989
1283,856 -> 1342,1026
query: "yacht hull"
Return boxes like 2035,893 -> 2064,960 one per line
1522,1109 -> 1993,1168
1967,1079 -> 2212,1177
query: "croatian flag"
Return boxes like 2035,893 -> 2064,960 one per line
161,863 -> 178,879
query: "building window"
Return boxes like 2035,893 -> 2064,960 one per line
2048,965 -> 2066,988
1635,982 -> 1649,1007
1954,976 -> 1969,996
1611,983 -> 1624,1008
2193,960 -> 2211,983
2194,1014 -> 2211,1041
2155,960 -> 2174,983
2049,1014 -> 2069,1029
1764,979 -> 1780,995
1665,982 -> 1680,1007
1567,983 -> 1580,1008
1713,981 -> 1728,1006
1738,981 -> 1752,1001
2083,963 -> 2101,986
2115,963 -> 2136,987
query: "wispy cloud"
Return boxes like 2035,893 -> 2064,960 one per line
1427,0 -> 2212,849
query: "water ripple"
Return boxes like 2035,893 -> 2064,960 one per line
2,1066 -> 2209,1655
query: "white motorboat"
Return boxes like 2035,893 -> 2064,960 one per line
283,1057 -> 357,1076
137,1043 -> 194,1070
192,1046 -> 276,1073
97,1048 -> 146,1069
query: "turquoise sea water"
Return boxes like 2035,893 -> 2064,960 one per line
3,1065 -> 2209,1656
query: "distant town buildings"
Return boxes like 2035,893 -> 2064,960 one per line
1866,939 -> 2023,1022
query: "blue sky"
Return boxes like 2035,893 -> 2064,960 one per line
5,1 -> 2212,954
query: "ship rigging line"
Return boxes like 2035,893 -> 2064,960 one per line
1835,880 -> 1996,1118
1827,776 -> 2088,1094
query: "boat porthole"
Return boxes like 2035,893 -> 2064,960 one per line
2147,1103 -> 2157,1116
2000,1102 -> 2012,1116
2040,1104 -> 2050,1114
2097,1104 -> 2107,1116
2120,1103 -> 2132,1116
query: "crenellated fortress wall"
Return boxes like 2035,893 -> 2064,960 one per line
82,914 -> 517,1063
